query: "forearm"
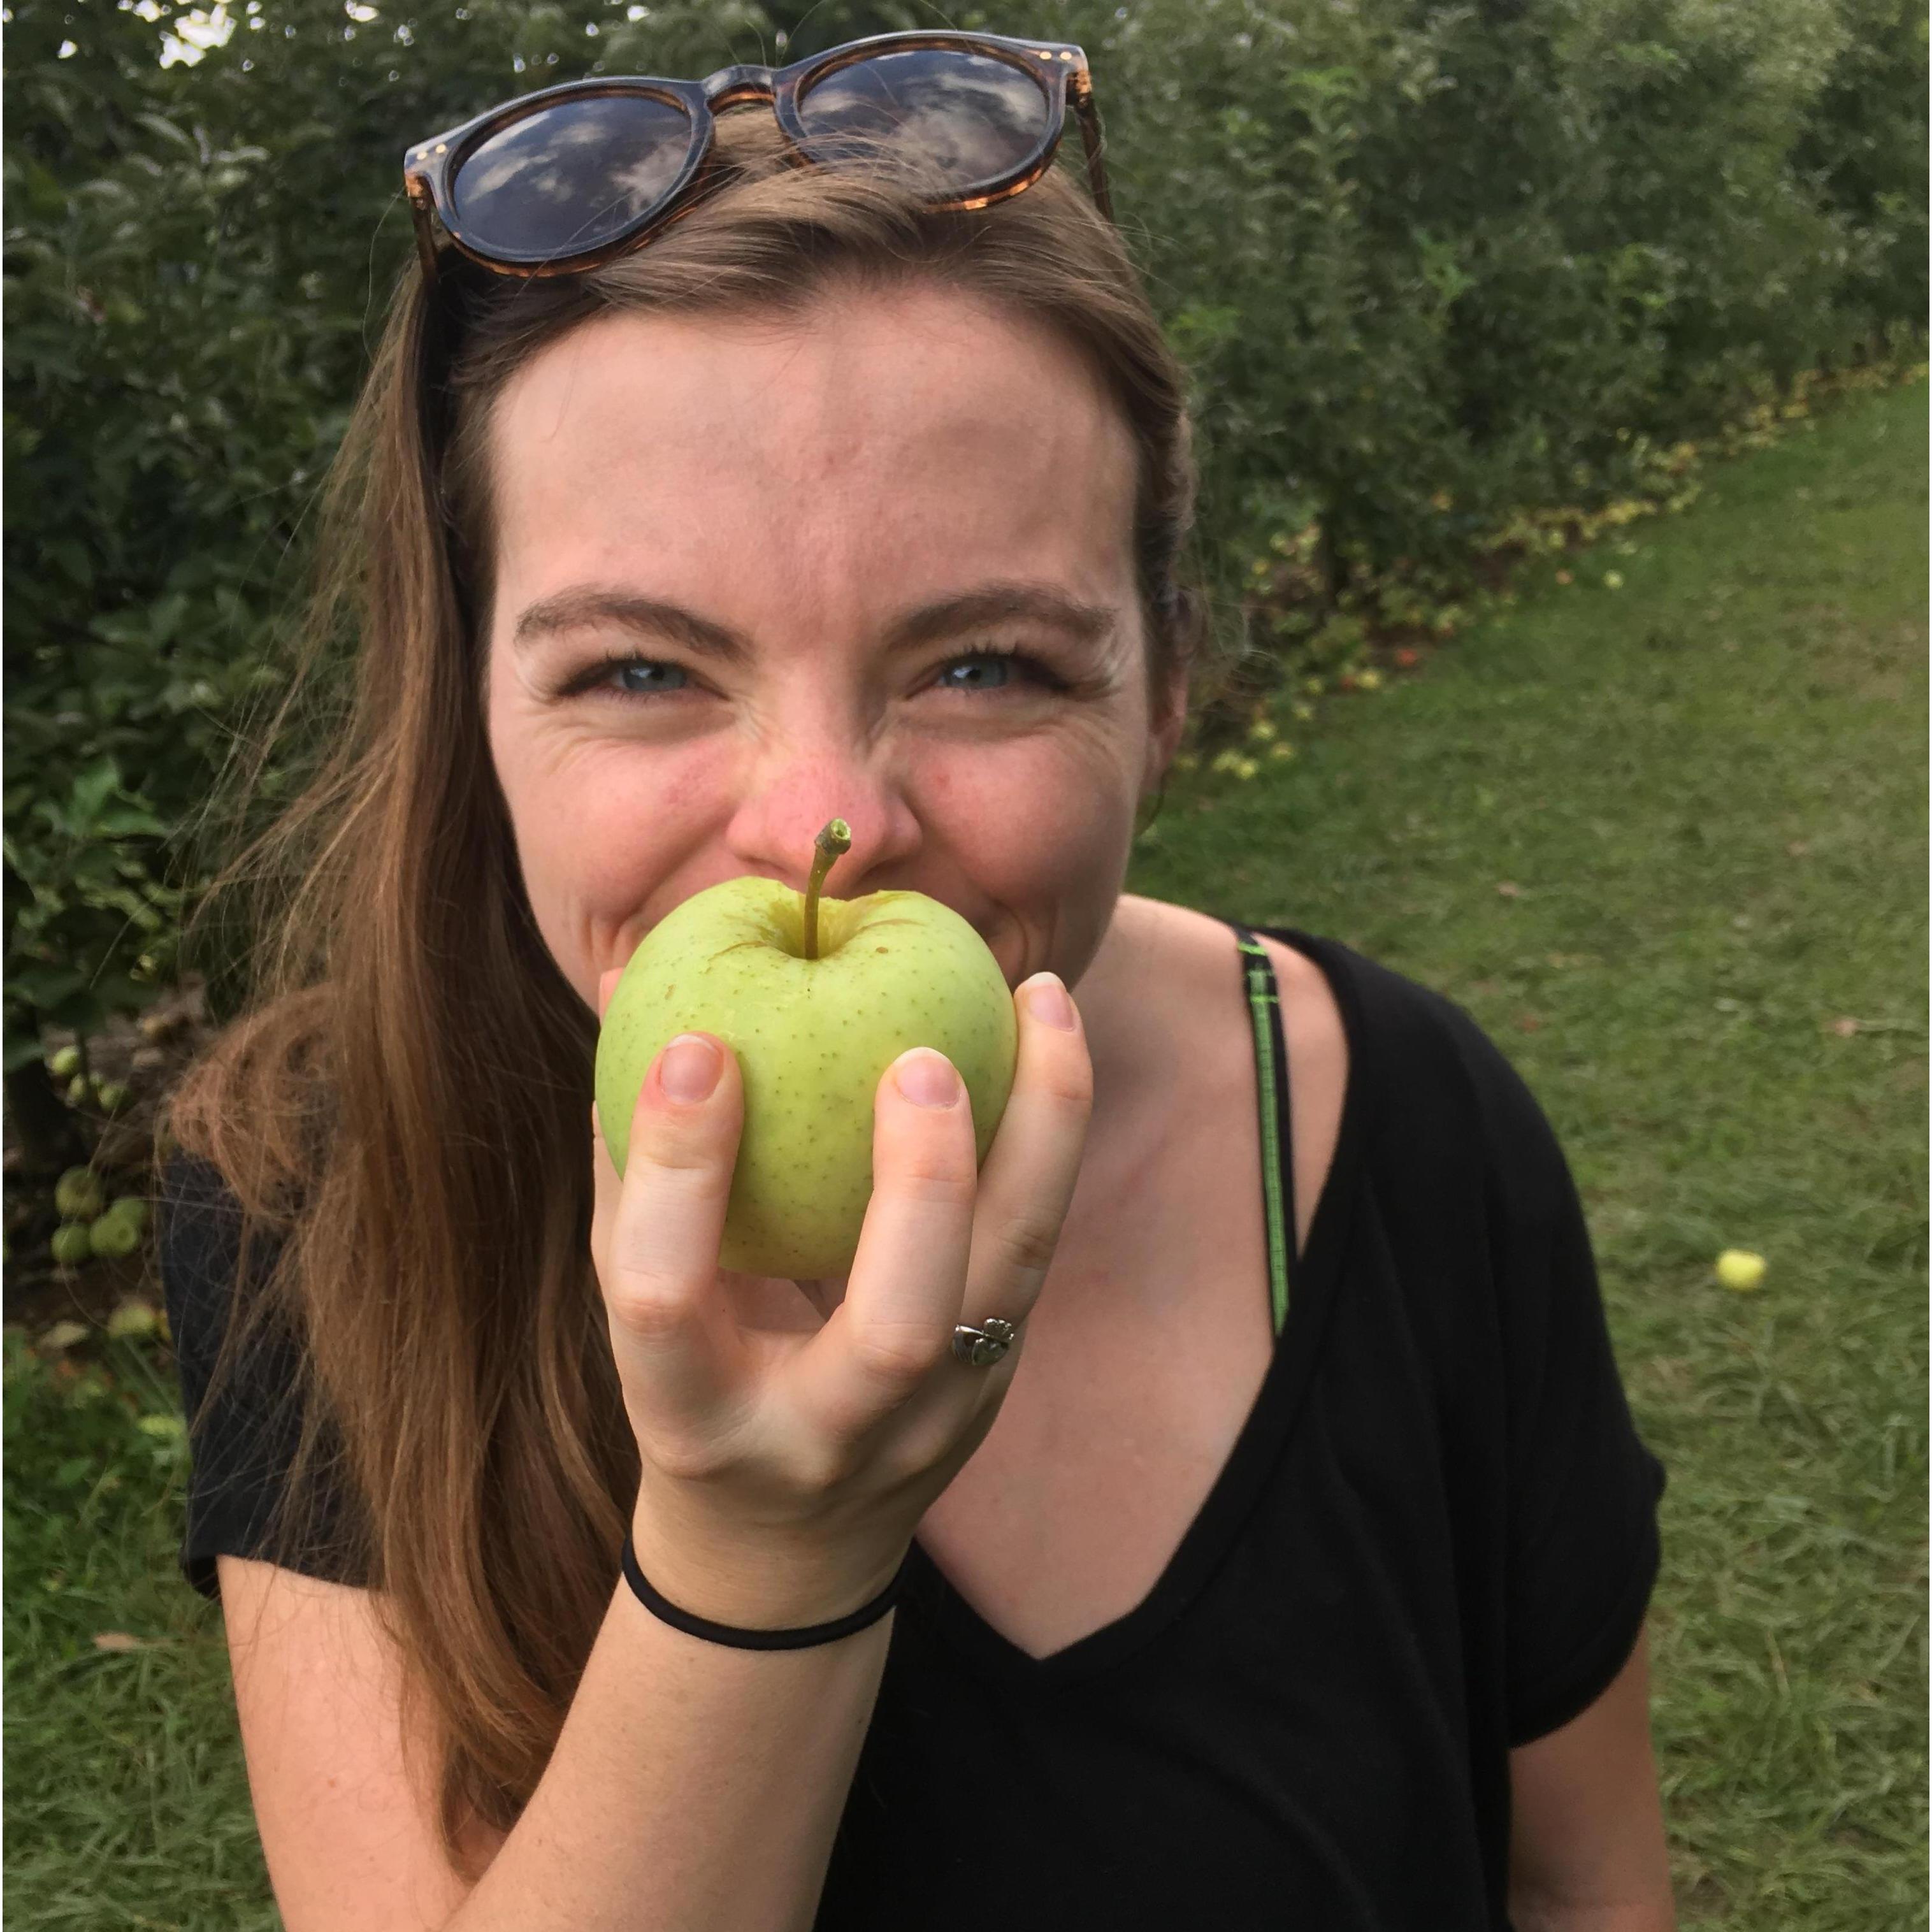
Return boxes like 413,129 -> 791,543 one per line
1508,1894 -> 1676,1932
446,1575 -> 890,1932
1508,1627 -> 1675,1932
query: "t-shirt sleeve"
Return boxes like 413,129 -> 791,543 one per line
158,1153 -> 370,1603
1441,1010 -> 1668,1747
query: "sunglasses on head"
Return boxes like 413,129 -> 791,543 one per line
402,29 -> 1111,289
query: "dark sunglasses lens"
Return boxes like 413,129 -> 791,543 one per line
451,92 -> 696,259
796,48 -> 1053,193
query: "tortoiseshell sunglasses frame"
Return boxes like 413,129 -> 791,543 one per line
402,29 -> 1113,289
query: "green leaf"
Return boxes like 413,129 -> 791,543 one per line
11,965 -> 88,1011
94,805 -> 168,839
134,114 -> 198,157
68,758 -> 121,832
3,1027 -> 48,1073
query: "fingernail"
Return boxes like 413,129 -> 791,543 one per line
1024,973 -> 1076,1031
660,1034 -> 722,1104
894,1048 -> 960,1109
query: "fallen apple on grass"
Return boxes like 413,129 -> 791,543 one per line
596,819 -> 1019,1281
1714,1248 -> 1767,1292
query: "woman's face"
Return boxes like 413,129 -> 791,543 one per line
482,280 -> 1186,1012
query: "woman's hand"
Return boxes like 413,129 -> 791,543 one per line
591,969 -> 1092,1629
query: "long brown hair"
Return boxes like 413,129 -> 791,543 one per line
160,109 -> 1222,1873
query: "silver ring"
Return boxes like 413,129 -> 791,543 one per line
950,1316 -> 1017,1368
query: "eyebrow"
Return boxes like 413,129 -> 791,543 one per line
510,582 -> 1117,663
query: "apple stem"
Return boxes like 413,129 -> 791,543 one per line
803,819 -> 852,961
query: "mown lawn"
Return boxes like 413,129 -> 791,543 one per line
4,378 -> 1924,1929
1131,376 -> 1929,1926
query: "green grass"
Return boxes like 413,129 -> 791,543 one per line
5,380 -> 1924,1929
1132,378 -> 1928,1926
4,1330 -> 279,1930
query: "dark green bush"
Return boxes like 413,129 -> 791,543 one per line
4,0 -> 1924,1130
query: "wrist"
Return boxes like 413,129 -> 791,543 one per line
625,1506 -> 911,1634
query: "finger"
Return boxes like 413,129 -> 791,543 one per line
782,1045 -> 979,1443
959,971 -> 1091,1341
881,970 -> 1092,1462
592,1032 -> 753,1448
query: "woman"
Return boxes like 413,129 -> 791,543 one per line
158,31 -> 1674,1930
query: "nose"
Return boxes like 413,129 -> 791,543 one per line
723,737 -> 922,897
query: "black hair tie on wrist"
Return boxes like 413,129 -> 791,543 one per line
619,1532 -> 911,1650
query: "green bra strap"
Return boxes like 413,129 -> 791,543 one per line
1232,926 -> 1293,1337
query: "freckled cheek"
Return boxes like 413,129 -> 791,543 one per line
914,740 -> 1130,897
496,733 -> 731,958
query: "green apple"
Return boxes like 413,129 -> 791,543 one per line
106,1196 -> 149,1235
54,1167 -> 105,1222
89,1212 -> 141,1260
50,1223 -> 93,1268
106,1299 -> 160,1339
596,820 -> 1018,1281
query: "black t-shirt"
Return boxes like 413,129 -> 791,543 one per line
159,923 -> 1666,1930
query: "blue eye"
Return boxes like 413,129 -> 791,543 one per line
560,645 -> 1059,705
554,656 -> 691,702
935,649 -> 1028,695
612,661 -> 688,697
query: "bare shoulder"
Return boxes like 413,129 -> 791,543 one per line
1116,897 -> 1350,1253
1113,898 -> 1344,1065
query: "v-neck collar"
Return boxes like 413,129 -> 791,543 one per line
900,923 -> 1374,1687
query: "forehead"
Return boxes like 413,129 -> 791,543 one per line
484,282 -> 1140,624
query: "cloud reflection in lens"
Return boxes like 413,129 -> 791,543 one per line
795,48 -> 1053,194
451,92 -> 697,258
